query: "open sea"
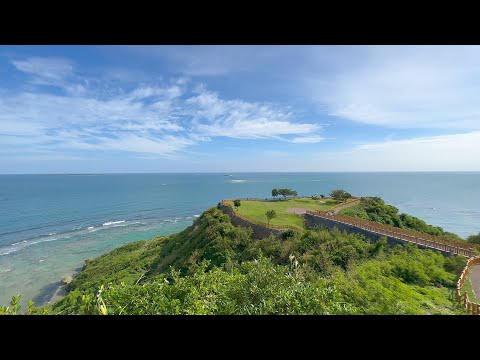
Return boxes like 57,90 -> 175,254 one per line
1,172 -> 479,307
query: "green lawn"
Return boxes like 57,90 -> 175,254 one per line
227,198 -> 339,229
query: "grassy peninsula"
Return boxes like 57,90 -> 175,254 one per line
1,193 -> 468,315
226,197 -> 339,229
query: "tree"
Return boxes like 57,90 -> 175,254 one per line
233,199 -> 241,211
272,189 -> 279,199
467,232 -> 480,244
265,209 -> 277,226
277,188 -> 298,200
330,189 -> 352,202
320,194 -> 325,199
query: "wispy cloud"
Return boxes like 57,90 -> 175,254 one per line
12,57 -> 73,83
310,131 -> 480,171
307,46 -> 480,130
10,56 -> 87,96
289,135 -> 324,143
186,89 -> 321,139
1,62 -> 323,160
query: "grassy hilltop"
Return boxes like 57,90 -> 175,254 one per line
226,197 -> 339,229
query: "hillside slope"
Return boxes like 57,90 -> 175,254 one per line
44,206 -> 467,315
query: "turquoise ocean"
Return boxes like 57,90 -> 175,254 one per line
1,172 -> 479,307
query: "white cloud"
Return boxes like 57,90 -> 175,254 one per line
127,85 -> 183,101
187,89 -> 321,139
307,45 -> 480,130
12,57 -> 74,86
290,135 -> 324,143
0,79 -> 322,158
99,134 -> 194,155
310,131 -> 480,171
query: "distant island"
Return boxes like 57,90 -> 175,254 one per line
3,189 -> 480,315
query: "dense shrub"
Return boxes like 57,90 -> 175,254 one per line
340,197 -> 464,241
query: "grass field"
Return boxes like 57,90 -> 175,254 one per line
226,198 -> 339,229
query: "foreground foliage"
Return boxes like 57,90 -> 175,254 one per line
36,207 -> 466,315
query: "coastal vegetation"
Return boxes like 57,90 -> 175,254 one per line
265,209 -> 277,225
329,189 -> 352,202
233,199 -> 241,210
467,233 -> 480,244
2,193 -> 474,315
7,206 -> 465,315
339,197 -> 464,242
271,188 -> 298,200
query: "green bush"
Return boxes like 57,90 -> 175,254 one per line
340,197 -> 464,241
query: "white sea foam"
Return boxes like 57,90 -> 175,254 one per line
39,259 -> 45,263
231,179 -> 246,183
194,214 -> 200,218
102,220 -> 125,226
0,237 -> 59,256
87,226 -> 94,230
11,240 -> 28,246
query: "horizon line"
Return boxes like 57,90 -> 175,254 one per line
1,170 -> 480,176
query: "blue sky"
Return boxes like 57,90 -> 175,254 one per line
1,45 -> 479,173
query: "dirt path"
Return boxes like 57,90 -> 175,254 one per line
470,265 -> 480,300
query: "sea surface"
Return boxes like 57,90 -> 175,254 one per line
1,172 -> 479,307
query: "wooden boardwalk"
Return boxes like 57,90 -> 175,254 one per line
305,210 -> 474,258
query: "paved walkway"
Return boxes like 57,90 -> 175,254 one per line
287,208 -> 308,214
470,265 -> 480,300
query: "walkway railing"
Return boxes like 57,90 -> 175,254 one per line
457,256 -> 480,315
305,210 -> 475,258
